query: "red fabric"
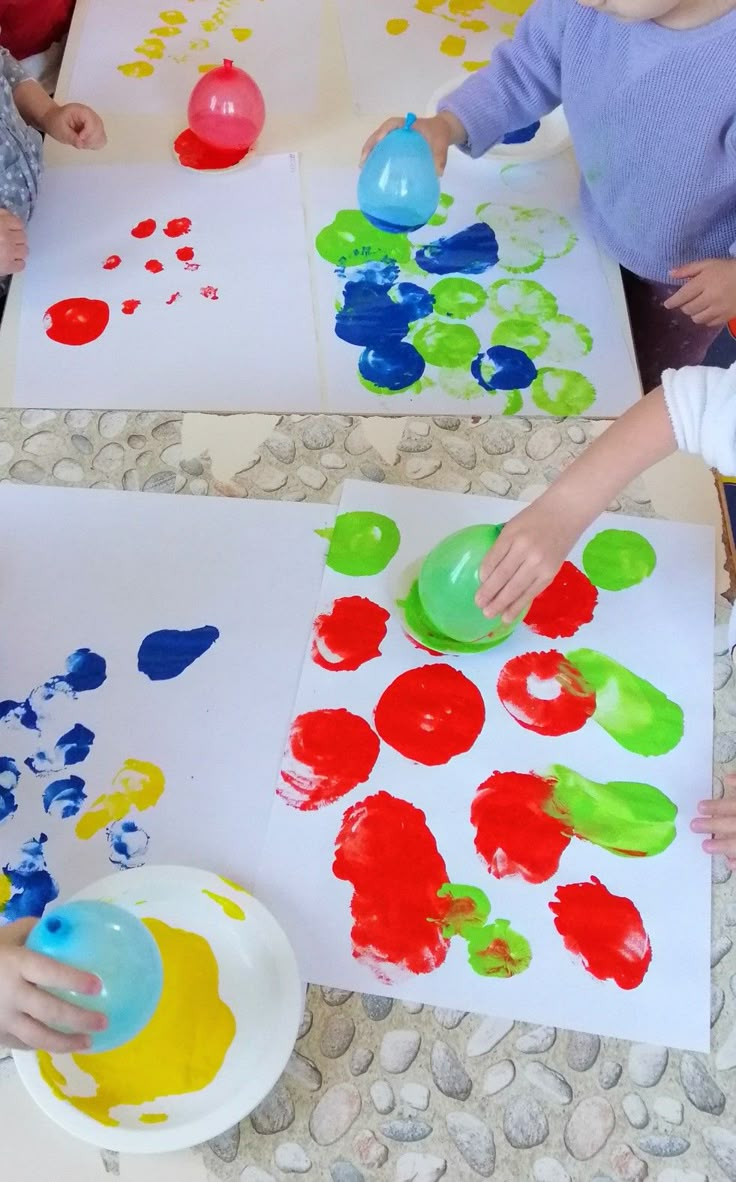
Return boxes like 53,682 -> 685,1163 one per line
0,0 -> 74,60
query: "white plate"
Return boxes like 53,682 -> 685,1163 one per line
427,80 -> 571,162
14,865 -> 303,1153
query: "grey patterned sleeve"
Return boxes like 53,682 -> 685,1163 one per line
1,47 -> 31,90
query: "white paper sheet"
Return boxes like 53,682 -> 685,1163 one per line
0,485 -> 333,908
307,152 -> 641,417
63,0 -> 320,116
12,158 -> 321,412
258,480 -> 714,1050
336,0 -> 516,116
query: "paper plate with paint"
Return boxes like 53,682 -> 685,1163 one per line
14,865 -> 302,1153
427,81 -> 570,162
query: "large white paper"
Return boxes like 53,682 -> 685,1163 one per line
12,158 -> 321,411
258,480 -> 714,1050
0,485 -> 333,910
336,0 -> 515,115
307,152 -> 641,417
62,0 -> 320,116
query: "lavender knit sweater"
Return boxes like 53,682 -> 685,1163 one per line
438,0 -> 736,282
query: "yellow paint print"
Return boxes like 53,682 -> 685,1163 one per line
139,1113 -> 169,1123
387,0 -> 533,69
440,33 -> 465,54
460,18 -> 489,28
203,890 -> 245,921
189,37 -> 210,49
231,26 -> 252,40
150,25 -> 182,36
219,875 -> 248,893
386,17 -> 410,33
38,920 -> 235,1127
135,37 -> 166,59
75,759 -> 165,840
159,8 -> 187,21
0,872 -> 11,910
198,62 -> 218,71
117,61 -> 155,78
463,59 -> 489,70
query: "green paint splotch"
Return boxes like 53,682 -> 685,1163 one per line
430,277 -> 486,319
547,763 -> 677,857
531,368 -> 595,415
465,918 -> 532,978
567,647 -> 684,756
428,192 -> 455,227
582,529 -> 657,591
487,278 -> 558,321
397,578 -> 516,654
491,316 -> 550,358
437,882 -> 490,938
412,320 -> 480,367
317,511 -> 400,576
315,210 -> 411,269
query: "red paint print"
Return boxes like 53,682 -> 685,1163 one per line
131,218 -> 156,239
374,664 -> 485,766
174,127 -> 248,172
524,561 -> 598,639
145,259 -> 164,274
121,299 -> 141,315
166,292 -> 181,305
102,254 -> 121,271
497,650 -> 596,736
311,597 -> 390,672
550,877 -> 652,989
163,217 -> 192,239
43,298 -> 110,346
404,633 -> 442,657
472,770 -> 571,884
278,708 -> 380,811
200,285 -> 219,301
185,262 -> 201,272
176,246 -> 195,262
333,791 -> 451,978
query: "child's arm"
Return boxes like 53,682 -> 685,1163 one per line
0,918 -> 105,1052
12,76 -> 106,149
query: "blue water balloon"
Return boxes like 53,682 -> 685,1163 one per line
26,900 -> 163,1052
358,113 -> 440,234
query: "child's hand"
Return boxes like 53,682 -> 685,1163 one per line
691,779 -> 736,868
360,111 -> 467,176
0,917 -> 105,1052
42,103 -> 107,151
665,258 -> 736,328
0,209 -> 27,274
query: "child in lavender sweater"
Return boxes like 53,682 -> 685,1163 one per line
362,0 -> 736,391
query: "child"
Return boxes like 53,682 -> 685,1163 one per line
474,360 -> 736,869
0,45 -> 105,282
0,917 -> 105,1051
362,0 -> 736,392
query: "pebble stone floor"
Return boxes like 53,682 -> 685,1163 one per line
1,407 -> 735,1182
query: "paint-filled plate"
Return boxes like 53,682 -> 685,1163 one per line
14,865 -> 303,1153
427,81 -> 571,162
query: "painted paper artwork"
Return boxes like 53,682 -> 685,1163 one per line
336,0 -> 531,115
0,484 -> 334,919
11,158 -> 320,411
62,0 -> 320,117
258,480 -> 714,1049
308,154 -> 641,416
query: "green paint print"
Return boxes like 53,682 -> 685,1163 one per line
547,763 -> 677,857
543,314 -> 593,362
412,320 -> 480,367
531,368 -> 596,415
465,918 -> 532,978
427,192 -> 455,227
567,648 -> 684,756
437,882 -> 491,938
487,278 -> 558,321
397,579 -> 516,655
491,316 -> 550,358
315,210 -> 411,269
476,204 -> 576,274
582,529 -> 657,591
430,276 -> 486,319
317,511 -> 400,576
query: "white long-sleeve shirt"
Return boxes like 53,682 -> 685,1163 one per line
663,363 -> 736,475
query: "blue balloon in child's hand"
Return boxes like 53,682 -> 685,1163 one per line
26,901 -> 163,1053
359,113 -> 440,234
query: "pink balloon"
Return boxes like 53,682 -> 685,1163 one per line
187,59 -> 265,152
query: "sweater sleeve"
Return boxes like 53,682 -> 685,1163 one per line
662,362 -> 736,475
1,48 -> 31,89
436,0 -> 566,158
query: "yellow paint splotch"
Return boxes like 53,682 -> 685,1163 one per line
150,24 -> 182,35
460,17 -> 489,28
117,61 -> 155,78
139,1112 -> 169,1123
189,37 -> 210,49
135,37 -> 166,59
440,32 -> 465,54
198,62 -> 218,72
386,17 -> 409,33
0,872 -> 11,910
219,876 -> 249,894
159,8 -> 187,21
75,759 -> 165,840
231,26 -> 252,40
463,58 -> 489,70
202,890 -> 245,921
38,919 -> 235,1127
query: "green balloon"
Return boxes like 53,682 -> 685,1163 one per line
418,524 -> 518,643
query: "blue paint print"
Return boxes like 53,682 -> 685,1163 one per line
0,757 -> 20,825
393,282 -> 434,321
57,649 -> 107,694
359,341 -> 425,392
415,224 -> 499,276
42,775 -> 87,819
0,698 -> 38,731
0,648 -> 106,735
336,273 -> 434,350
471,345 -> 538,392
107,818 -> 150,869
353,261 -> 400,289
26,723 -> 96,775
1,834 -> 59,921
502,122 -> 540,145
137,625 -> 220,681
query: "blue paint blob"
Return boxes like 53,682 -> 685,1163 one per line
0,789 -> 17,824
42,775 -> 87,819
471,345 -> 538,392
0,757 -> 20,825
415,223 -> 499,276
137,625 -> 220,681
26,723 -> 96,775
393,282 -> 435,321
107,818 -> 150,869
60,649 -> 107,694
359,341 -> 426,392
354,261 -> 400,289
0,698 -> 38,731
502,121 -> 540,144
337,280 -> 414,347
1,834 -> 59,921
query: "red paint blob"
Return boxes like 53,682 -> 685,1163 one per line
550,876 -> 652,989
145,259 -> 164,274
200,285 -> 219,301
131,219 -> 156,239
176,246 -> 195,262
163,217 -> 192,239
121,299 -> 141,315
166,292 -> 181,305
497,650 -> 596,736
729,317 -> 736,340
472,770 -> 571,884
43,297 -> 110,346
333,791 -> 451,978
278,708 -> 380,811
102,254 -> 121,270
374,664 -> 485,766
312,596 -> 390,672
524,561 -> 598,639
174,127 -> 248,172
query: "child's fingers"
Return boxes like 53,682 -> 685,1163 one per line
700,836 -> 736,856
22,983 -> 106,1035
475,546 -> 519,611
697,798 -> 736,816
10,1013 -> 91,1055
479,557 -> 535,620
21,950 -> 101,996
663,283 -> 702,311
360,119 -> 402,165
670,263 -> 703,280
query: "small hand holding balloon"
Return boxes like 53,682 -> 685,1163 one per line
358,113 -> 441,233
